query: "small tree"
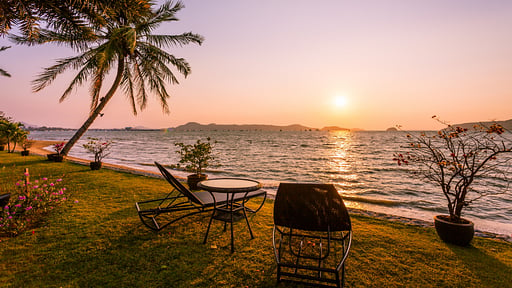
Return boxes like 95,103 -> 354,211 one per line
0,119 -> 27,153
394,117 -> 512,222
175,137 -> 216,176
82,137 -> 113,163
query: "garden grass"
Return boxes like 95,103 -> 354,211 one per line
1,151 -> 511,287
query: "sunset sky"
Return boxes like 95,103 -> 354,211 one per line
1,0 -> 512,130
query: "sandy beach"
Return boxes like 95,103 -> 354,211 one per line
20,140 -> 161,178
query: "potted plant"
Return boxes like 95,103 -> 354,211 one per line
0,137 -> 6,151
82,137 -> 113,170
174,137 -> 216,190
20,139 -> 34,156
47,142 -> 65,162
394,117 -> 512,246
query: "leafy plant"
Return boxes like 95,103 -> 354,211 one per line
175,137 -> 216,176
82,137 -> 113,162
0,173 -> 68,236
0,118 -> 28,153
394,117 -> 512,222
21,139 -> 34,151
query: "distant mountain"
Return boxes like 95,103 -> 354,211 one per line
454,119 -> 512,130
173,122 -> 319,131
320,126 -> 350,131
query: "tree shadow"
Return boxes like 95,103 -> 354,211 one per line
447,240 -> 512,286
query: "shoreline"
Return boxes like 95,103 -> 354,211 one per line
24,140 -> 512,243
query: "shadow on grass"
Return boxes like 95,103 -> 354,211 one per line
447,241 -> 512,286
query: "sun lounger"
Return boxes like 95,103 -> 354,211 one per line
272,183 -> 352,288
135,162 -> 266,232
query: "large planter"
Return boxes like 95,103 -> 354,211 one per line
90,161 -> 102,170
47,153 -> 63,162
434,215 -> 474,246
21,150 -> 30,156
187,174 -> 208,190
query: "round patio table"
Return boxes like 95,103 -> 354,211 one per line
198,178 -> 262,253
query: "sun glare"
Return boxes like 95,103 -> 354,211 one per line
334,95 -> 348,108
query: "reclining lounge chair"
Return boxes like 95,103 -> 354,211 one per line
135,162 -> 266,232
273,183 -> 352,288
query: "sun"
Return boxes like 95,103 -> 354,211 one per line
333,95 -> 348,108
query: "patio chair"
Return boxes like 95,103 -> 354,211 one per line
135,162 -> 266,232
272,183 -> 352,288
0,193 -> 10,209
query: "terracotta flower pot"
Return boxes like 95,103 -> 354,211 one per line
187,174 -> 208,190
434,215 -> 474,246
47,153 -> 63,162
90,161 -> 102,170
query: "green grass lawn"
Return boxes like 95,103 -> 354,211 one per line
1,152 -> 511,287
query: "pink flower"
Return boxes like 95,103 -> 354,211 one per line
25,206 -> 32,211
50,183 -> 55,187
42,177 -> 48,181
56,179 -> 62,182
15,204 -> 21,208
24,172 -> 29,176
33,185 -> 39,189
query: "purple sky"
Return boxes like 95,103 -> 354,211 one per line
1,0 -> 511,130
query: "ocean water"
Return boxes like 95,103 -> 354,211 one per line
30,129 -> 512,236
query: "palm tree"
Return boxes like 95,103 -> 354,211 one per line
30,1 -> 203,156
1,0 -> 139,41
0,46 -> 11,77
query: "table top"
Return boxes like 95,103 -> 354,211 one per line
198,178 -> 262,193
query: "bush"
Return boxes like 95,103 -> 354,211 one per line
0,173 -> 68,236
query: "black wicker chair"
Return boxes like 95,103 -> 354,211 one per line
0,193 -> 10,209
135,162 -> 266,231
273,183 -> 352,288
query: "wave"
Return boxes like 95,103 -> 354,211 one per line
340,195 -> 402,207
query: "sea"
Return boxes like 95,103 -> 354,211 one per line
29,129 -> 512,236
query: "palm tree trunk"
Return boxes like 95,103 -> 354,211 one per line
60,57 -> 125,156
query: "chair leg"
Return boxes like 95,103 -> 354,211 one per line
203,213 -> 215,244
243,208 -> 254,239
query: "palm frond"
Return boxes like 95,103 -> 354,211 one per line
59,60 -> 96,102
32,52 -> 93,92
131,57 -> 149,112
121,61 -> 138,115
0,69 -> 11,77
144,33 -> 203,48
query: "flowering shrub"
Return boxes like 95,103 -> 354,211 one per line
82,137 -> 113,162
394,117 -> 512,222
53,142 -> 65,154
0,173 -> 68,236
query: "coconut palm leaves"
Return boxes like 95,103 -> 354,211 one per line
31,1 -> 203,156
0,46 -> 11,77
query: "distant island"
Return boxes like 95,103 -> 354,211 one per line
172,122 -> 350,132
23,119 -> 512,132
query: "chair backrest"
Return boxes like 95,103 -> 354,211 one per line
154,162 -> 204,205
274,183 -> 351,232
